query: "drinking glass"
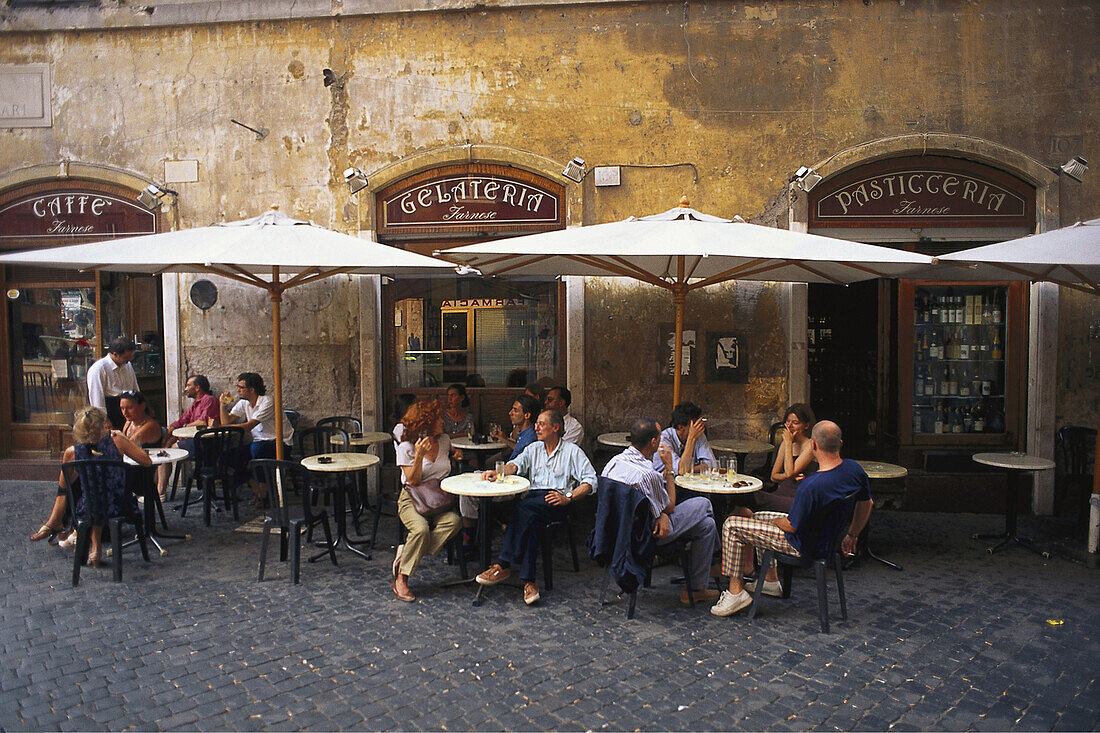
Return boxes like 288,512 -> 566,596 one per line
494,460 -> 505,482
727,456 -> 738,482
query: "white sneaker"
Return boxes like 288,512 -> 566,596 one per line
710,589 -> 753,617
744,579 -> 783,597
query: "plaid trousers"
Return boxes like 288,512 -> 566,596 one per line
720,511 -> 801,577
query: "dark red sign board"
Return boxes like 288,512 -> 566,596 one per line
810,156 -> 1034,228
0,188 -> 156,242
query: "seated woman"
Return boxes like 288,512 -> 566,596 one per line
442,383 -> 475,438
120,390 -> 162,448
31,407 -> 152,567
756,403 -> 817,513
392,399 -> 462,602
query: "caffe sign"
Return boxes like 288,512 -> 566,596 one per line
377,164 -> 565,237
810,156 -> 1034,228
0,189 -> 156,241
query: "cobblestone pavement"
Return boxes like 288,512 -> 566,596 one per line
2,479 -> 1097,731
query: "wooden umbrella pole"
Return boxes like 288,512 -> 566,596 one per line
1090,412 -> 1099,557
270,267 -> 285,461
673,289 -> 686,405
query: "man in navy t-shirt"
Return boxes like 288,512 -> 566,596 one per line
711,420 -> 874,617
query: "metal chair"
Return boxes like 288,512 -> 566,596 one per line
747,489 -> 861,633
296,426 -> 359,535
1055,425 -> 1096,526
179,426 -> 247,525
251,459 -> 337,584
316,416 -> 362,435
63,459 -> 150,586
540,501 -> 582,592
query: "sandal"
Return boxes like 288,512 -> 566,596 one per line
30,524 -> 60,542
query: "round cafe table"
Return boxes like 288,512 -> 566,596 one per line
972,452 -> 1055,557
329,431 -> 392,449
440,472 -> 530,573
596,432 -> 631,449
172,426 -> 199,440
852,460 -> 908,571
125,447 -> 191,556
301,452 -> 380,560
450,438 -> 507,470
674,471 -> 762,496
709,439 -> 774,473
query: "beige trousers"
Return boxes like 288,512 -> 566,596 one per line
397,489 -> 462,578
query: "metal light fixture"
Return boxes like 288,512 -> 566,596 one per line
561,156 -> 586,183
1059,156 -> 1089,182
136,183 -> 176,210
792,166 -> 823,192
343,167 -> 369,194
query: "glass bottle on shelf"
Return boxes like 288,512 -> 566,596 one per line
992,296 -> 1003,323
934,402 -> 944,434
925,370 -> 935,396
930,296 -> 939,324
991,332 -> 1003,360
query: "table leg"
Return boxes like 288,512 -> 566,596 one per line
472,497 -> 494,605
973,470 -> 1051,558
324,473 -> 372,560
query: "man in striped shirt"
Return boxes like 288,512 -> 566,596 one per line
602,417 -> 719,604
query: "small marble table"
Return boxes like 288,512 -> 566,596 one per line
709,439 -> 775,472
450,438 -> 507,470
674,472 -> 763,495
302,453 -> 381,560
329,431 -> 392,449
441,472 -> 530,573
171,426 -> 199,440
972,452 -> 1056,557
125,447 -> 191,556
853,460 -> 908,571
596,432 -> 631,450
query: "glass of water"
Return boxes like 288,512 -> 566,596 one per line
727,456 -> 738,482
494,460 -> 505,482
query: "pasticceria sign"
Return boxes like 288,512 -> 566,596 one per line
376,163 -> 566,239
810,155 -> 1034,228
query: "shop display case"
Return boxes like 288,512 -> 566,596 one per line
899,281 -> 1026,447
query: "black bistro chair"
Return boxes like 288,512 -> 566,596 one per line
251,459 -> 337,584
1055,425 -> 1097,526
63,459 -> 150,586
179,426 -> 247,525
316,416 -> 363,435
747,488 -> 861,633
541,504 -> 582,592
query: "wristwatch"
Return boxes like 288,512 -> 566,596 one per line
565,490 -> 573,500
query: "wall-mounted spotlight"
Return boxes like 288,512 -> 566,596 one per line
1059,156 -> 1089,182
343,167 -> 369,194
561,156 -> 586,183
136,183 -> 177,210
792,166 -> 823,192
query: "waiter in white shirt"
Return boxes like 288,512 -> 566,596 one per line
86,337 -> 139,429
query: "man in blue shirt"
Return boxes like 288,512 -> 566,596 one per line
490,394 -> 539,462
476,409 -> 597,605
652,401 -> 717,474
711,420 -> 874,617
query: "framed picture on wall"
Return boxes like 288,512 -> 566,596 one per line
657,322 -> 698,384
706,330 -> 749,383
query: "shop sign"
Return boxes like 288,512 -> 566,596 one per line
441,297 -> 529,309
0,190 -> 156,241
810,157 -> 1034,228
380,169 -> 563,233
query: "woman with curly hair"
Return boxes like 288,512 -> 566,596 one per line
392,399 -> 462,602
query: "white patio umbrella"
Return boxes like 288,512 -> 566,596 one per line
935,217 -> 1100,297
0,208 -> 457,458
441,199 -> 935,403
936,216 -> 1100,555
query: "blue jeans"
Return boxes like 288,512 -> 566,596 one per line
226,440 -> 279,486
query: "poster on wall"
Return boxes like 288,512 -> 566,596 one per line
657,323 -> 697,384
706,331 -> 749,384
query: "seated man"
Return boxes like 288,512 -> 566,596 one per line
653,401 -> 716,475
158,374 -> 221,497
710,420 -> 873,617
220,372 -> 293,504
545,386 -> 584,445
476,409 -> 597,606
490,393 -> 539,461
602,417 -> 719,604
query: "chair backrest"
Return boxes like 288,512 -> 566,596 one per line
249,459 -> 310,527
194,426 -> 247,472
296,425 -> 350,458
796,489 -> 862,560
283,409 -> 301,432
317,416 -> 362,434
1056,425 -> 1097,477
61,458 -> 133,525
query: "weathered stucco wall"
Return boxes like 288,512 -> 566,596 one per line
1,0 -> 1097,432
1056,289 -> 1100,433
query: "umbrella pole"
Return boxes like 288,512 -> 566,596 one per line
270,269 -> 285,461
673,290 -> 685,405
1090,413 -> 1099,560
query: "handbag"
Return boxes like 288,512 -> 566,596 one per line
405,478 -> 454,517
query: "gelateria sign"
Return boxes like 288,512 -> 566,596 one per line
379,169 -> 564,235
0,189 -> 156,241
810,157 -> 1034,228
